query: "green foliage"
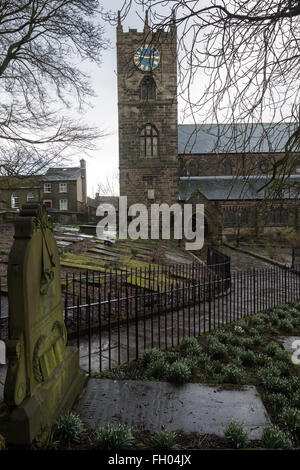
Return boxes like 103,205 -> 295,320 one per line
167,360 -> 191,384
214,330 -> 234,344
0,434 -> 5,451
90,423 -> 134,450
262,425 -> 293,450
53,411 -> 85,444
267,393 -> 289,413
256,353 -> 273,367
292,391 -> 300,409
239,349 -> 256,366
143,348 -> 165,365
224,421 -> 249,449
151,430 -> 178,450
278,318 -> 294,333
265,341 -> 281,357
146,358 -> 167,379
280,407 -> 300,438
179,337 -> 202,357
258,365 -> 291,394
223,364 -> 245,384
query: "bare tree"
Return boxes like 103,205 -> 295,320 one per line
119,1 -> 300,195
0,0 -> 109,177
96,170 -> 119,196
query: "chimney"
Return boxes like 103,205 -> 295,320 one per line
80,159 -> 87,204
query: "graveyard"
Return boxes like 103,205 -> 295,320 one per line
0,204 -> 299,451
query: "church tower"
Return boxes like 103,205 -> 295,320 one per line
117,11 -> 179,210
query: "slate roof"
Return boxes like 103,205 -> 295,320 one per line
178,123 -> 299,155
42,167 -> 82,181
179,176 -> 300,201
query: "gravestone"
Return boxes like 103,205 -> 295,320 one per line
0,204 -> 86,445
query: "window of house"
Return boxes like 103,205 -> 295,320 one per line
267,208 -> 288,226
43,200 -> 52,209
11,193 -> 19,209
59,183 -> 67,193
44,183 -> 51,193
59,199 -> 68,211
140,124 -> 158,157
27,192 -> 35,202
140,76 -> 156,100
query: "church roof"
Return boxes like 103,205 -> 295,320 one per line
178,123 -> 299,155
179,176 -> 300,201
42,167 -> 82,181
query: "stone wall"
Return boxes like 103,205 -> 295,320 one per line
117,22 -> 179,208
180,152 -> 300,177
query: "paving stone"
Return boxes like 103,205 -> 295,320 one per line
76,378 -> 270,438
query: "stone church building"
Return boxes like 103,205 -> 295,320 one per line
117,14 -> 300,244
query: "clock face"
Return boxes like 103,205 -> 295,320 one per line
134,44 -> 160,72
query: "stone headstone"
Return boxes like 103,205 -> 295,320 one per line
0,204 -> 86,445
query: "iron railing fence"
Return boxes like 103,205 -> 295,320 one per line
66,265 -> 300,375
207,247 -> 231,290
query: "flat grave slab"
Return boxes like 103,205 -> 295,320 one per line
76,379 -> 270,439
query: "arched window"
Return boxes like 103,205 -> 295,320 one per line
140,124 -> 158,157
140,76 -> 156,100
27,192 -> 35,202
11,192 -> 19,209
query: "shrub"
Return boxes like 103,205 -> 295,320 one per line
0,435 -> 5,451
146,358 -> 167,379
233,325 -> 245,335
223,364 -> 245,384
196,352 -> 211,368
238,337 -> 255,348
248,327 -> 260,337
179,337 -> 202,357
151,430 -> 178,450
267,393 -> 289,413
167,361 -> 191,384
90,423 -> 134,450
142,348 -> 165,364
265,341 -> 281,357
53,411 -> 85,444
165,351 -> 178,364
207,338 -> 228,360
240,350 -> 256,366
251,335 -> 262,346
262,425 -> 293,450
292,391 -> 300,408
258,367 -> 291,394
214,330 -> 234,344
290,375 -> 300,392
211,360 -> 224,374
274,349 -> 291,364
256,353 -> 273,367
224,421 -> 249,449
280,407 -> 300,438
278,319 -> 294,333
